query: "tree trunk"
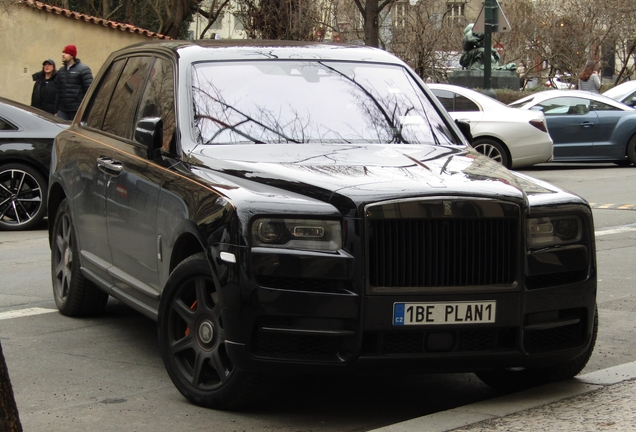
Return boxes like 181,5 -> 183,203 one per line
0,342 -> 22,432
363,0 -> 379,47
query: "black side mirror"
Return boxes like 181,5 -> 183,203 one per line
134,116 -> 163,160
455,119 -> 472,144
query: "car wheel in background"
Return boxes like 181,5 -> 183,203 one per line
0,163 -> 47,231
627,134 -> 636,165
472,139 -> 510,168
51,198 -> 109,316
158,253 -> 263,409
475,306 -> 598,392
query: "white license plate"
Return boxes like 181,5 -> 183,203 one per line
393,301 -> 496,326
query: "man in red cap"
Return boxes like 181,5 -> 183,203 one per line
55,44 -> 93,120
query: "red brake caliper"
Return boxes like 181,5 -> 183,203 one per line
184,300 -> 198,337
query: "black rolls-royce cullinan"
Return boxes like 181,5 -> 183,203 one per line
48,40 -> 597,409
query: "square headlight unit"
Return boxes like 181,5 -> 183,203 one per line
527,215 -> 582,247
251,218 -> 342,252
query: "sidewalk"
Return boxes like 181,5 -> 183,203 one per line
371,361 -> 636,432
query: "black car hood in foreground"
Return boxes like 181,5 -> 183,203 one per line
189,143 -> 562,212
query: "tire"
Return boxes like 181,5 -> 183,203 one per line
472,139 -> 510,168
158,253 -> 263,409
0,163 -> 48,231
476,306 -> 598,392
627,134 -> 636,165
51,198 -> 109,316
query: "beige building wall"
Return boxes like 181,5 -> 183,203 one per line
0,4 -> 158,105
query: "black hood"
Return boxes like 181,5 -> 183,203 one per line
189,143 -> 530,214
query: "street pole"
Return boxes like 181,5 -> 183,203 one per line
483,0 -> 493,91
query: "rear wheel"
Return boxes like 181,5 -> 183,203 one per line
476,306 -> 598,392
0,163 -> 47,231
51,198 -> 109,316
472,139 -> 510,168
158,253 -> 263,409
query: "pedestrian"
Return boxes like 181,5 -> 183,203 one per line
55,44 -> 93,120
578,60 -> 601,93
31,59 -> 58,114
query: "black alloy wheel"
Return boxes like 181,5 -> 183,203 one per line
158,253 -> 262,409
472,139 -> 510,168
0,163 -> 47,230
51,198 -> 108,316
627,134 -> 636,165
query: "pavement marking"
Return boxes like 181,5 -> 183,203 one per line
589,203 -> 636,211
595,225 -> 636,237
0,307 -> 57,320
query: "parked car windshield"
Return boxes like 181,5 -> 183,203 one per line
192,61 -> 459,146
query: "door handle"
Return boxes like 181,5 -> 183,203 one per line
96,156 -> 124,174
580,122 -> 594,127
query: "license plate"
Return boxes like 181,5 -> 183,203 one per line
393,301 -> 496,326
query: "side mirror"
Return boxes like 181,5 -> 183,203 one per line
455,119 -> 472,144
134,116 -> 163,160
530,106 -> 545,112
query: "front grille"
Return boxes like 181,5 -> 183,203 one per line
368,218 -> 518,288
251,331 -> 344,361
524,308 -> 587,354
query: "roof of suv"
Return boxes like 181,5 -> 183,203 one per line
113,39 -> 405,64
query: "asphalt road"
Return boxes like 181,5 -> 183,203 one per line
1,163 -> 635,432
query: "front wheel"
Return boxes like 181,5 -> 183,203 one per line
472,139 -> 510,168
476,306 -> 598,392
0,163 -> 47,230
158,253 -> 263,409
626,135 -> 636,165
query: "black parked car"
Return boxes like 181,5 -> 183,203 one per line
48,40 -> 598,409
0,97 -> 69,230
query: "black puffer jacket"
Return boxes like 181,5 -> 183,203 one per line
31,70 -> 58,114
55,59 -> 93,112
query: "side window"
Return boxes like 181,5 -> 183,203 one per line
136,58 -> 176,152
590,101 -> 620,112
431,89 -> 455,112
539,97 -> 590,116
102,56 -> 153,139
84,59 -> 126,129
0,116 -> 18,131
454,94 -> 479,112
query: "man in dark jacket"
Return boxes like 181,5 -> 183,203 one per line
55,44 -> 93,120
31,59 -> 58,114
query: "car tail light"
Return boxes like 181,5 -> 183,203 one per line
529,119 -> 548,133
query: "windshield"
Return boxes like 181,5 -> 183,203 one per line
192,61 -> 458,146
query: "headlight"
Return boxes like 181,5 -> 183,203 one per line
251,218 -> 342,251
527,216 -> 582,247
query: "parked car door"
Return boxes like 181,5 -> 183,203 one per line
100,56 -> 167,301
537,96 -> 599,159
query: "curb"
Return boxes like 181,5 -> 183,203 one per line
369,361 -> 636,432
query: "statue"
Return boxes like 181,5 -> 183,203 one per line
459,24 -> 516,71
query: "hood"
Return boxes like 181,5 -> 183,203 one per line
189,143 -> 530,212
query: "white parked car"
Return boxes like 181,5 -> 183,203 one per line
603,80 -> 636,108
546,75 -> 576,89
428,83 -> 553,168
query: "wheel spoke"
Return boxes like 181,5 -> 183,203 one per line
170,333 -> 196,355
191,349 -> 213,386
172,299 -> 196,327
210,351 -> 231,384
194,277 -> 214,313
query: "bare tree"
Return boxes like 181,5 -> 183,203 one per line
235,0 -> 320,40
193,0 -> 231,38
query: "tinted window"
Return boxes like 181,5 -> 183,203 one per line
0,116 -> 17,131
590,100 -> 620,111
193,61 -> 458,145
454,95 -> 479,112
84,59 -> 126,130
102,57 -> 153,139
431,89 -> 454,111
136,58 -> 176,152
539,97 -> 591,116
